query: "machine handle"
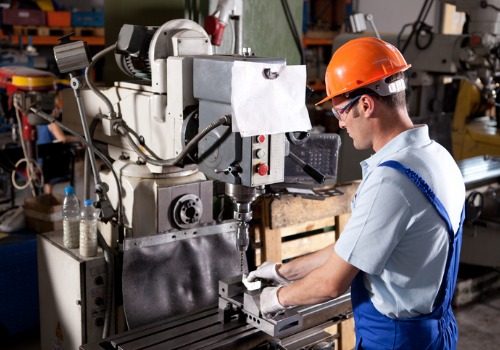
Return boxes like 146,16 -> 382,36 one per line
288,151 -> 326,184
303,164 -> 326,184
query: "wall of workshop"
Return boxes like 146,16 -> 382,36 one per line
242,0 -> 303,65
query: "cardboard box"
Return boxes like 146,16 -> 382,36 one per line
46,11 -> 71,27
24,194 -> 63,233
2,8 -> 46,26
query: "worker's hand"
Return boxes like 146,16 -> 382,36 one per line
247,261 -> 290,285
260,286 -> 286,319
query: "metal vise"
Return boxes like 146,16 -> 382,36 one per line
218,275 -> 303,338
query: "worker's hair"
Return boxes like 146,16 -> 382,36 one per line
377,72 -> 407,109
346,71 -> 407,110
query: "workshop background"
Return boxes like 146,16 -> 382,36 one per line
0,0 -> 500,349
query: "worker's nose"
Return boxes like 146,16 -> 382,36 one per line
338,120 -> 347,129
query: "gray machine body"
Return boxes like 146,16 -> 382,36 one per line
194,55 -> 287,187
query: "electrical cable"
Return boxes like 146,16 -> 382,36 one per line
481,0 -> 500,12
212,16 -> 236,54
415,24 -> 434,50
118,123 -> 163,161
114,114 -> 231,167
414,1 -> 435,50
84,44 -> 117,117
397,23 -> 413,50
29,107 -> 124,227
280,0 -> 305,65
11,158 -> 43,192
401,0 -> 434,54
97,230 -> 115,339
12,95 -> 41,195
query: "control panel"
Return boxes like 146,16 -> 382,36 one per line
251,133 -> 285,186
85,259 -> 108,340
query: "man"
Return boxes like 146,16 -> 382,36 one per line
248,37 -> 465,349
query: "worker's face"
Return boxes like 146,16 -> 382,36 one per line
332,95 -> 373,150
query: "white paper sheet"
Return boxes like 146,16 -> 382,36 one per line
231,61 -> 312,137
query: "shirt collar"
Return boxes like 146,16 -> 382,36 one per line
360,125 -> 431,175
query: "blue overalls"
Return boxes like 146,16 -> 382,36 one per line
351,160 -> 464,350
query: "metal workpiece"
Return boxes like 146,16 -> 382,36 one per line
218,275 -> 352,339
219,275 -> 247,300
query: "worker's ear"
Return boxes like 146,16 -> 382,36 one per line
359,94 -> 375,119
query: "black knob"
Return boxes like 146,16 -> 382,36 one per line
95,318 -> 104,327
95,297 -> 104,306
95,276 -> 104,285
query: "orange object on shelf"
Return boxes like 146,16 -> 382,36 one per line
0,34 -> 104,46
46,11 -> 71,27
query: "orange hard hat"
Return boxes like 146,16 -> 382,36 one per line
316,37 -> 411,105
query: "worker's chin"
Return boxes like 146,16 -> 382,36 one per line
352,140 -> 369,151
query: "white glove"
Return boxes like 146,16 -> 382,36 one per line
260,286 -> 286,318
247,261 -> 291,285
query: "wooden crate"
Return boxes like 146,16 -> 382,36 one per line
251,181 -> 359,350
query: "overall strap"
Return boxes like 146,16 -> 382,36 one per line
379,160 -> 460,309
379,160 -> 454,238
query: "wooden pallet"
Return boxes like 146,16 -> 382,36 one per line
11,25 -> 104,38
12,25 -> 73,37
73,26 -> 105,37
250,181 -> 360,350
252,181 -> 359,264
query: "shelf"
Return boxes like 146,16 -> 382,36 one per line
307,78 -> 326,91
0,35 -> 104,46
303,37 -> 334,47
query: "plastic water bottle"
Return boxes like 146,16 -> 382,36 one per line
62,186 -> 80,249
79,199 -> 99,257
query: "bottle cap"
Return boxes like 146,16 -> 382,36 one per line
84,199 -> 94,207
65,186 -> 74,195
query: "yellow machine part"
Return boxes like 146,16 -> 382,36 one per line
452,79 -> 500,160
5,66 -> 56,90
12,75 -> 55,89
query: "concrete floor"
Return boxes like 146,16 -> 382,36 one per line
456,291 -> 500,350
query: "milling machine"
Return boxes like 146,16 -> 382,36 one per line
33,18 -> 350,350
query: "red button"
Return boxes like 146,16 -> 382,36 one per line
256,135 -> 266,143
257,163 -> 269,176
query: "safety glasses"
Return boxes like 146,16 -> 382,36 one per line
331,96 -> 362,121
331,93 -> 377,121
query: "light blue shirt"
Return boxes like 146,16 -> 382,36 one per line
335,125 -> 465,318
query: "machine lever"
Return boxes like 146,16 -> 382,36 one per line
287,151 -> 326,184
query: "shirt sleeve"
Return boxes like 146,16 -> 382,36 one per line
335,171 -> 414,275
